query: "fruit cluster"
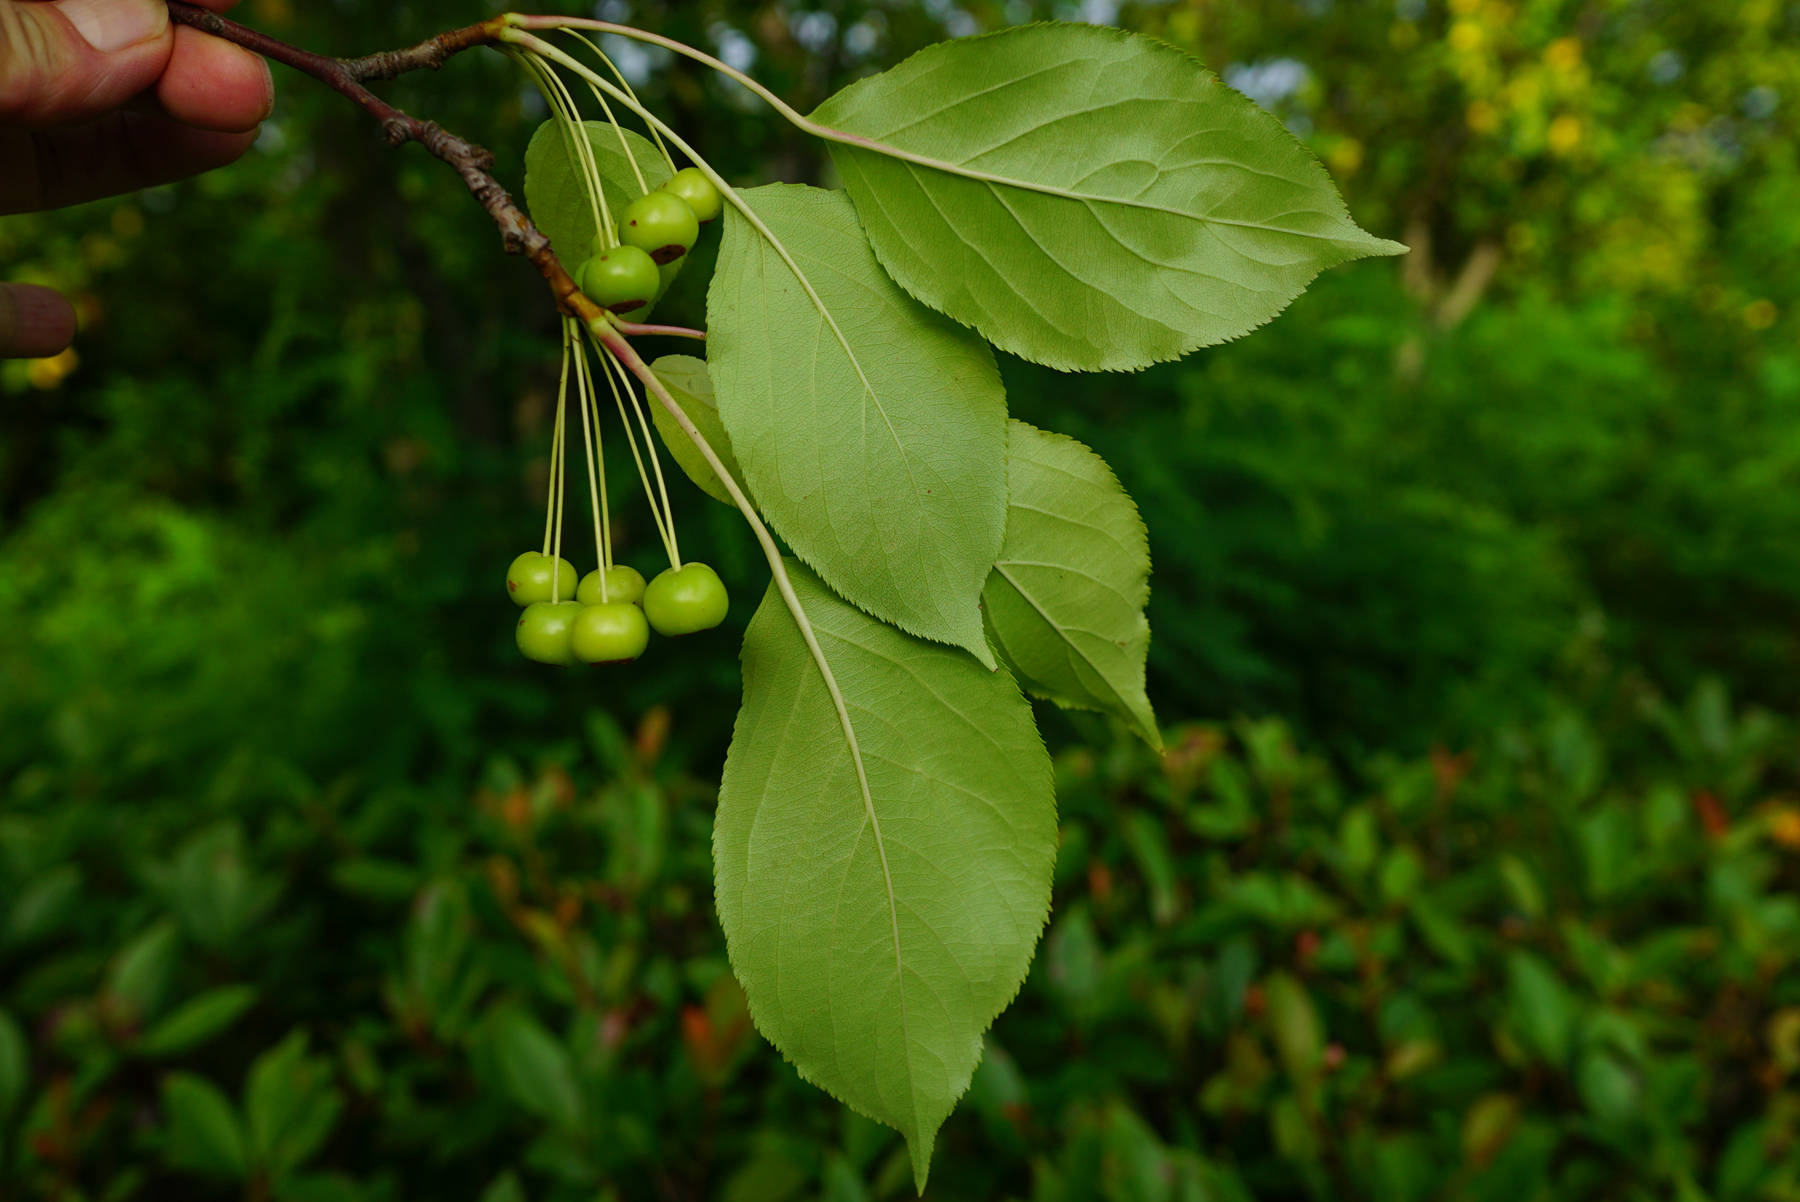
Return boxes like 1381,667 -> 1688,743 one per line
508,66 -> 733,670
509,552 -> 728,665
578,168 -> 721,316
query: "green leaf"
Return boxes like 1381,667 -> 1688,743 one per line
486,1006 -> 584,1132
1123,812 -> 1178,924
0,1006 -> 26,1122
479,1173 -> 528,1202
161,1072 -> 249,1180
523,120 -> 671,263
982,421 -> 1159,748
245,1031 -> 342,1178
1504,952 -> 1578,1067
812,23 -> 1406,372
716,563 -> 1057,1189
6,864 -> 80,943
648,354 -> 742,505
709,184 -> 1007,662
103,919 -> 181,1029
1575,1047 -> 1641,1130
135,985 -> 258,1057
151,822 -> 279,951
1264,972 -> 1325,1107
396,881 -> 482,1039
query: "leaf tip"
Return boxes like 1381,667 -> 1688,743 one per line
906,1128 -> 938,1195
969,637 -> 998,671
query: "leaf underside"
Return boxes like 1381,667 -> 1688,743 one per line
647,355 -> 742,505
984,420 -> 1161,749
708,184 -> 1007,662
522,120 -> 670,264
812,22 -> 1408,372
716,564 -> 1057,1190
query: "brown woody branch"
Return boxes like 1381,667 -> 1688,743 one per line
164,2 -> 604,326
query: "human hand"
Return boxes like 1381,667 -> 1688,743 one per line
1,0 -> 273,357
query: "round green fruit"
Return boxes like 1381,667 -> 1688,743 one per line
516,601 -> 581,665
662,168 -> 722,223
579,245 -> 660,314
618,191 -> 699,265
572,602 -> 650,664
577,564 -> 647,607
507,551 -> 578,606
643,562 -> 729,636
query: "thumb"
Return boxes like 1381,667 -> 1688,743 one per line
0,283 -> 77,359
0,0 -> 174,126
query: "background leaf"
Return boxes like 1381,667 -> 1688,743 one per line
716,563 -> 1057,1188
102,919 -> 180,1031
813,23 -> 1405,371
245,1031 -> 343,1179
523,121 -> 671,263
0,1006 -> 25,1124
135,985 -> 258,1057
708,184 -> 1008,661
161,1072 -> 249,1180
484,1006 -> 584,1133
649,354 -> 742,505
983,420 -> 1160,748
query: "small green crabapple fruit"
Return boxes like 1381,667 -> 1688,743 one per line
643,563 -> 729,636
662,168 -> 722,223
619,191 -> 699,265
577,564 -> 647,606
579,245 -> 661,314
572,602 -> 650,663
507,551 -> 578,606
516,600 -> 581,665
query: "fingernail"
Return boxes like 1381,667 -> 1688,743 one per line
59,0 -> 168,53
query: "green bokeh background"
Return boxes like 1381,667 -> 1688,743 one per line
2,0 -> 1798,1198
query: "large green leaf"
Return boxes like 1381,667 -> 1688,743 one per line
811,23 -> 1406,372
708,185 -> 1007,661
523,121 -> 670,264
717,564 -> 1056,1189
648,354 -> 742,505
983,421 -> 1160,748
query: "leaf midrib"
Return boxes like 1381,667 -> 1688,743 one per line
837,137 -> 1364,240
992,563 -> 1139,712
747,198 -> 928,512
800,604 -> 921,1142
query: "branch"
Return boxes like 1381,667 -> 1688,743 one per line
164,2 -> 603,326
610,321 -> 706,342
342,27 -> 501,82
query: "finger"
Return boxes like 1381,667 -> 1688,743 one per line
0,111 -> 257,214
0,0 -> 172,126
0,283 -> 78,359
157,23 -> 272,131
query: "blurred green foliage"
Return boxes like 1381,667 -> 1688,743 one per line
3,692 -> 1798,1199
3,0 -> 1799,1196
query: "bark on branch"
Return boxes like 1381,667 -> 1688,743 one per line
164,2 -> 603,325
